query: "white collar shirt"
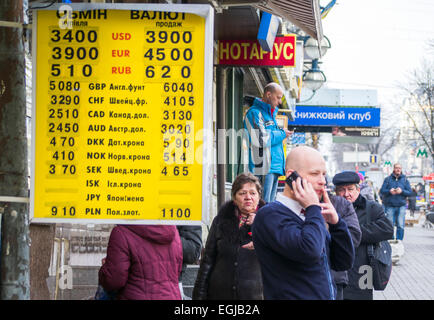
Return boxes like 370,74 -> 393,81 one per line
275,193 -> 306,221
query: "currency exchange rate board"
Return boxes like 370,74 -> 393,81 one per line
31,5 -> 213,225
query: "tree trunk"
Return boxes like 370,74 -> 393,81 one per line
0,0 -> 31,300
29,224 -> 55,300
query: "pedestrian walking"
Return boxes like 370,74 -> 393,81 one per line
177,225 -> 202,300
333,171 -> 393,300
243,82 -> 292,203
408,188 -> 417,217
358,173 -> 375,201
252,146 -> 355,300
99,225 -> 183,300
192,172 -> 265,300
379,163 -> 412,241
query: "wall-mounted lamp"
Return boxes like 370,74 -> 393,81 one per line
303,36 -> 331,60
303,59 -> 326,92
298,35 -> 331,101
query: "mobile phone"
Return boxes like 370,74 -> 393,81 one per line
286,171 -> 302,190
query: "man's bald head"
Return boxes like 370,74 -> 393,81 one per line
263,82 -> 283,95
286,146 -> 324,173
284,146 -> 327,199
262,82 -> 283,108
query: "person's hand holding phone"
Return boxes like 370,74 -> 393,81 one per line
284,128 -> 294,138
291,175 -> 320,209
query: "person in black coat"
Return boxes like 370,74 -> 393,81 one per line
333,171 -> 394,300
177,225 -> 202,299
192,173 -> 265,300
330,194 -> 361,300
408,188 -> 417,217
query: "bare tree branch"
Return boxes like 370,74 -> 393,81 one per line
409,91 -> 431,127
403,109 -> 433,156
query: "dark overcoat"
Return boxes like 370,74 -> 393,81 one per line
343,195 -> 394,300
192,200 -> 265,300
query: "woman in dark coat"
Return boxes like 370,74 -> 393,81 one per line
192,172 -> 265,300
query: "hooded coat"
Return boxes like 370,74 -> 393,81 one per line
99,225 -> 183,300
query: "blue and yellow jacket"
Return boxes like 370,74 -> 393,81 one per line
243,98 -> 286,176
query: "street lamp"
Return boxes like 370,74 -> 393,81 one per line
303,36 -> 331,60
302,59 -> 327,92
300,35 -> 330,94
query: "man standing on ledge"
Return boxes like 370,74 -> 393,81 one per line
252,146 -> 355,299
244,82 -> 292,203
379,163 -> 412,241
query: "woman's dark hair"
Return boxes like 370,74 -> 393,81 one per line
231,172 -> 262,199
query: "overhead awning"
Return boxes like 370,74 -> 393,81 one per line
220,0 -> 323,41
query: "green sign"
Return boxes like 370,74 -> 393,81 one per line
417,148 -> 428,158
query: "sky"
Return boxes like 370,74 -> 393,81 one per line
320,0 -> 434,110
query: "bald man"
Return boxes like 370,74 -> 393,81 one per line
244,82 -> 292,203
252,146 -> 355,300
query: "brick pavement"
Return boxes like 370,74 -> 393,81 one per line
373,214 -> 434,300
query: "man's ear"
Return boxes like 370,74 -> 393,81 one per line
285,169 -> 294,178
263,91 -> 271,103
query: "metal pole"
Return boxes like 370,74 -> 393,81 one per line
355,143 -> 359,171
216,67 -> 227,208
0,0 -> 30,299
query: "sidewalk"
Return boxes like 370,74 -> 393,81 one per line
373,213 -> 434,300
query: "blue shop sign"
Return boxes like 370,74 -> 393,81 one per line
290,106 -> 380,127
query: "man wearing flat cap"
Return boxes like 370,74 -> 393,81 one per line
333,171 -> 393,300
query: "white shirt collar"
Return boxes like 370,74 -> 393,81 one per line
275,193 -> 305,221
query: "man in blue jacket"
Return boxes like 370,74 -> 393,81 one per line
243,82 -> 292,202
380,163 -> 412,241
252,146 -> 355,299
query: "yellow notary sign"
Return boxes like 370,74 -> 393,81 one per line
31,4 -> 214,225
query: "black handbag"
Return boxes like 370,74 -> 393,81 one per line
367,240 -> 392,290
366,202 -> 393,291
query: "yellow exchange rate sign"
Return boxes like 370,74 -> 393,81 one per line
31,4 -> 214,225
